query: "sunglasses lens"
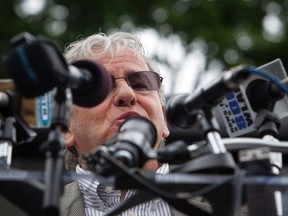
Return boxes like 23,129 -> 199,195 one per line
128,72 -> 161,91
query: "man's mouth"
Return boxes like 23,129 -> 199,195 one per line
116,111 -> 141,121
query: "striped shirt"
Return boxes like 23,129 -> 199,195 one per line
77,164 -> 172,216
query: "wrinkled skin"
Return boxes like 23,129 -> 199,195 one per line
63,49 -> 169,171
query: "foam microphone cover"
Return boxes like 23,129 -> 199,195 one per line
119,116 -> 157,147
71,60 -> 112,107
4,40 -> 68,98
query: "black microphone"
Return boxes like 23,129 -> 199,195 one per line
166,59 -> 288,143
215,58 -> 288,138
69,60 -> 112,107
110,116 -> 157,168
166,65 -> 249,129
85,116 -> 157,175
4,32 -> 112,107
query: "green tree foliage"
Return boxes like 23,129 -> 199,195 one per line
1,0 -> 287,86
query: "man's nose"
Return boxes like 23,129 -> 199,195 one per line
113,78 -> 136,106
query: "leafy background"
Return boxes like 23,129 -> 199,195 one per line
1,0 -> 287,94
1,3 -> 288,213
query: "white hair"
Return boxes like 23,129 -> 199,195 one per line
63,32 -> 165,103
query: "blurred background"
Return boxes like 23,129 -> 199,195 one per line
1,1 -> 288,214
1,0 -> 287,94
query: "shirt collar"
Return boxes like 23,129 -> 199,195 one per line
76,163 -> 169,209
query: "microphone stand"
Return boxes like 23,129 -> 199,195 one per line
0,90 -> 36,169
0,116 -> 16,169
41,87 -> 72,216
170,108 -> 241,216
84,105 -> 288,216
241,76 -> 286,216
88,108 -> 241,216
241,108 -> 283,216
0,90 -> 45,215
0,90 -> 21,169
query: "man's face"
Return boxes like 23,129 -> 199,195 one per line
64,49 -> 169,166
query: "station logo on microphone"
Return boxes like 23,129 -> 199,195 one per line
217,59 -> 288,138
217,86 -> 255,137
36,92 -> 51,127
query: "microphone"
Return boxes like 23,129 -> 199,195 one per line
215,58 -> 288,138
166,65 -> 250,129
167,59 -> 288,143
216,60 -> 287,216
109,116 -> 157,168
4,32 -> 112,107
85,116 -> 157,175
69,60 -> 112,107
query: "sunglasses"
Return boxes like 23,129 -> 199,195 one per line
111,71 -> 163,92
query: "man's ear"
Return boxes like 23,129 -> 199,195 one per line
62,129 -> 76,147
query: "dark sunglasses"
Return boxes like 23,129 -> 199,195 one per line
111,71 -> 163,92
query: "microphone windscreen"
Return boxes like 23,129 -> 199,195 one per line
71,60 -> 112,107
4,41 -> 67,98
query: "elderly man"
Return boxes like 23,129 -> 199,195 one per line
60,31 -> 187,216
